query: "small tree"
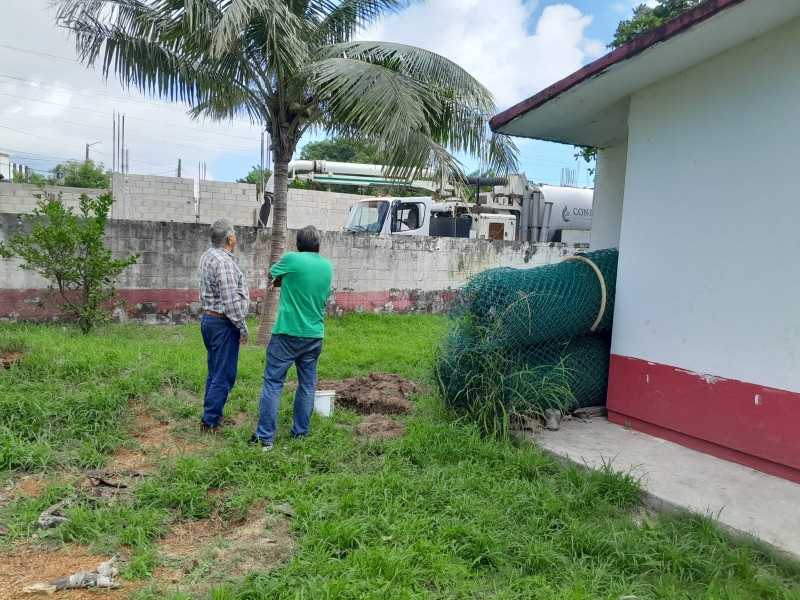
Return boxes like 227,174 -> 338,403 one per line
51,160 -> 111,189
0,189 -> 139,333
610,0 -> 702,48
299,138 -> 380,164
237,165 -> 272,192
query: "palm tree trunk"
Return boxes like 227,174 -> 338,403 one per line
256,154 -> 290,345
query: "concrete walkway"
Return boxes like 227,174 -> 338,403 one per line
531,417 -> 800,560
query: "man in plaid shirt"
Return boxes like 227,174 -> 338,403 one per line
197,219 -> 250,433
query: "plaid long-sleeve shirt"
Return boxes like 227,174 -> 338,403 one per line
198,247 -> 250,333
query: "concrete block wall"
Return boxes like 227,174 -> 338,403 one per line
198,180 -> 259,226
0,216 -> 580,321
111,173 -> 196,222
0,182 -> 105,214
284,189 -> 362,231
0,175 -> 364,231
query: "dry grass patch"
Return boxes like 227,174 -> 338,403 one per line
107,402 -> 208,474
157,503 -> 295,585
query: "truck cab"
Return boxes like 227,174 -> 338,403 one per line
344,197 -> 434,236
344,197 -> 516,240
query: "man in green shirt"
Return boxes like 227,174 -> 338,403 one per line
251,225 -> 333,451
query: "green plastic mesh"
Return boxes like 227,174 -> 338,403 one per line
510,335 -> 611,411
451,248 -> 618,350
437,249 -> 618,421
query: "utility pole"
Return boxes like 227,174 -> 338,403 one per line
86,141 -> 101,161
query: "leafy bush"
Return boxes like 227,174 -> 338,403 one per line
0,188 -> 139,332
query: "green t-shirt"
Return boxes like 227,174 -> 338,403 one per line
271,252 -> 333,338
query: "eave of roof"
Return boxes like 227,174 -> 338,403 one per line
490,0 -> 800,150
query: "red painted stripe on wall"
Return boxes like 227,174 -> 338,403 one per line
0,288 -> 455,318
607,354 -> 800,483
331,290 -> 458,313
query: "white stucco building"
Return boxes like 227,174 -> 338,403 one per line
492,0 -> 800,483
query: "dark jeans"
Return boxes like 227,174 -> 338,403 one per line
255,334 -> 323,444
201,314 -> 241,427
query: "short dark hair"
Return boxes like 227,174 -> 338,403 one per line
296,225 -> 321,252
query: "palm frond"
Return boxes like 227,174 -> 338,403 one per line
319,41 -> 496,111
54,0 -> 215,102
310,0 -> 413,46
188,83 -> 265,124
309,57 -> 436,172
310,50 -> 518,178
210,0 -> 307,73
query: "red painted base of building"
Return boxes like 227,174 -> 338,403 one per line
607,354 -> 800,484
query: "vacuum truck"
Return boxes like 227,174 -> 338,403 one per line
265,161 -> 593,242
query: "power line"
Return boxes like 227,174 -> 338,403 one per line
1,45 -> 257,128
0,73 -> 258,134
4,149 -> 173,177
0,44 -> 80,64
5,149 -> 77,162
0,110 -> 260,156
0,125 -> 175,170
0,125 -> 84,151
0,90 -> 258,144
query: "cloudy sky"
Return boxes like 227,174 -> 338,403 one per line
0,0 -> 647,186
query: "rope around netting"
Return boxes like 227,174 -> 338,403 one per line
560,255 -> 607,332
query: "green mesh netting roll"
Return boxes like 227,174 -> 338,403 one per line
452,248 -> 618,349
437,248 -> 619,427
510,335 -> 611,411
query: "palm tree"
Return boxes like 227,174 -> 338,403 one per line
55,0 -> 517,344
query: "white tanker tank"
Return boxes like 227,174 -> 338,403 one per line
475,179 -> 593,242
526,184 -> 593,242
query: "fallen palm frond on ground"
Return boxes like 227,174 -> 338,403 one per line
23,555 -> 120,594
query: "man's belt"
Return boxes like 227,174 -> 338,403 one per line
205,310 -> 228,320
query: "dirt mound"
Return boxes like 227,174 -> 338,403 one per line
317,373 -> 418,415
1,352 -> 23,369
355,414 -> 407,441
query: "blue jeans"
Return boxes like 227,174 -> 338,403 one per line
201,314 -> 241,427
255,334 -> 323,444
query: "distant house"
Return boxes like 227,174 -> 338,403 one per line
0,151 -> 10,180
492,0 -> 800,483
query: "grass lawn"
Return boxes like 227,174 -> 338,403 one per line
0,314 -> 798,599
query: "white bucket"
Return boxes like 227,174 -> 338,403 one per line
314,390 -> 336,417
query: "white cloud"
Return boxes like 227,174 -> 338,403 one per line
613,0 -> 659,14
0,0 -> 263,181
362,0 -> 605,108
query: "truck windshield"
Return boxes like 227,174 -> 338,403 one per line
344,200 -> 389,233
